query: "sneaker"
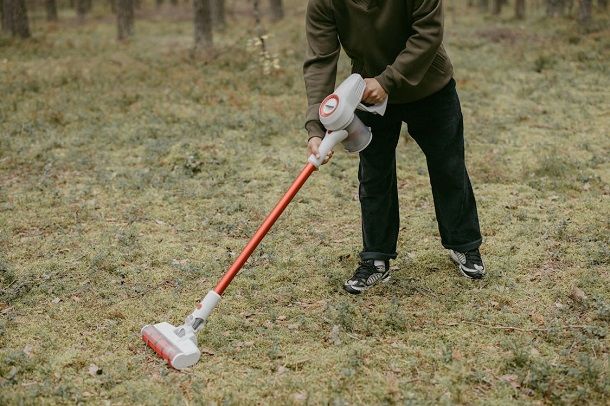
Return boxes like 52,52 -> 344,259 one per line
343,259 -> 391,294
449,248 -> 485,279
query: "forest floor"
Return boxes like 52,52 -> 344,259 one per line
1,3 -> 609,405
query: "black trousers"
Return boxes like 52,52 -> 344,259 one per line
357,79 -> 482,261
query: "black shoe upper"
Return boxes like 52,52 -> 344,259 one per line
344,260 -> 390,294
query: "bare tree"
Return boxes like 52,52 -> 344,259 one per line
492,0 -> 508,14
211,0 -> 225,30
14,0 -> 30,38
269,0 -> 283,21
117,0 -> 134,40
1,0 -> 7,32
515,0 -> 526,18
1,0 -> 11,33
46,0 -> 58,21
598,0 -> 607,9
76,0 -> 88,22
193,0 -> 212,51
3,0 -> 30,38
579,0 -> 592,23
546,0 -> 566,16
479,0 -> 489,12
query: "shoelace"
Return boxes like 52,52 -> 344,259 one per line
465,249 -> 483,265
353,261 -> 381,280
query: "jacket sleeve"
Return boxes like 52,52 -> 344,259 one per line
303,0 -> 340,139
375,0 -> 444,95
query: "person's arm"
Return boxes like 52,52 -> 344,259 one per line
303,0 -> 340,141
375,0 -> 445,95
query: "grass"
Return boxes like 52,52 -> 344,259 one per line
1,2 -> 609,404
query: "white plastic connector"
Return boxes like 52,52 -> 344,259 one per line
191,290 -> 221,322
308,130 -> 348,168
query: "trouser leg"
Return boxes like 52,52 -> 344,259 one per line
402,79 -> 482,251
356,111 -> 403,260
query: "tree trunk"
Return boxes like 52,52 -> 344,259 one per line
193,0 -> 212,51
211,0 -> 225,30
76,0 -> 88,22
599,0 -> 607,9
4,0 -> 30,38
515,0 -> 526,18
479,0 -> 489,12
546,0 -> 566,16
492,0 -> 503,14
156,0 -> 163,8
578,0 -> 592,23
170,0 -> 178,5
117,0 -> 134,40
46,0 -> 58,21
1,0 -> 11,33
269,0 -> 283,21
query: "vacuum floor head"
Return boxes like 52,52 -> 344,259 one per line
141,322 -> 201,369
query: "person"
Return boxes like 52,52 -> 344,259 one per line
303,0 -> 485,294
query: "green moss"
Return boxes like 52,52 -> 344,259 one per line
0,1 -> 608,404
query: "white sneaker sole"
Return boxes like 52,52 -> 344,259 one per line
343,273 -> 391,294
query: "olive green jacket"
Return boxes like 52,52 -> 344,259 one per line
304,0 -> 454,138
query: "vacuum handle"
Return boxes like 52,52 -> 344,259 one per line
213,162 -> 317,295
307,130 -> 348,168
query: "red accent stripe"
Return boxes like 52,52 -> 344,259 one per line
319,94 -> 339,118
142,326 -> 180,368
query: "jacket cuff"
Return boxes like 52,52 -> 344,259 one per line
305,120 -> 326,141
375,69 -> 396,96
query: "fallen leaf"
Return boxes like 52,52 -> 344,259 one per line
554,301 -> 564,309
499,374 -> 520,389
200,347 -> 215,356
51,297 -> 61,304
276,365 -> 289,375
451,349 -> 463,361
88,364 -> 102,376
277,315 -> 287,321
6,366 -> 18,380
171,259 -> 188,266
569,287 -> 587,303
530,313 -> 545,325
329,325 -> 341,346
22,344 -> 33,357
292,392 -> 307,403
107,310 -> 125,320
288,323 -> 299,330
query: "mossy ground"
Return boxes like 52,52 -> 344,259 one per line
0,2 -> 608,404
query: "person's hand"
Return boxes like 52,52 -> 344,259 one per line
362,78 -> 387,105
307,136 -> 333,165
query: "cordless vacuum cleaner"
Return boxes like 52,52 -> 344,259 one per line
141,74 -> 387,369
